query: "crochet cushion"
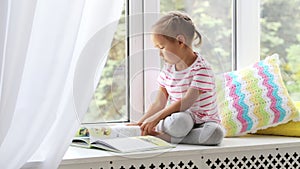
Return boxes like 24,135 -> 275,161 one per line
218,54 -> 300,136
255,101 -> 300,137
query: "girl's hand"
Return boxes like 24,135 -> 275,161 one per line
126,120 -> 143,126
140,114 -> 161,136
126,123 -> 141,126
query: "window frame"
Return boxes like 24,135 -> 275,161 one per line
128,0 -> 161,122
236,0 -> 260,69
128,0 -> 144,122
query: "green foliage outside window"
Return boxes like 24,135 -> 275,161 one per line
82,7 -> 127,123
261,0 -> 300,100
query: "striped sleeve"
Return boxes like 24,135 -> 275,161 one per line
157,64 -> 171,88
157,69 -> 166,88
190,66 -> 215,92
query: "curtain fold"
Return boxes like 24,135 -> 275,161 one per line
0,0 -> 38,145
0,0 -> 124,169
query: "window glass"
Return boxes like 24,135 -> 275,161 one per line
82,4 -> 128,123
160,0 -> 233,73
260,0 -> 300,100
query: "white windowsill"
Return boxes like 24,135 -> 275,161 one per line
59,135 -> 300,166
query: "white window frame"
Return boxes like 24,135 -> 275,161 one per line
129,0 -> 261,122
128,0 -> 145,122
129,0 -> 160,122
236,0 -> 260,69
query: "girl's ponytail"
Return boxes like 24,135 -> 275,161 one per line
194,29 -> 202,47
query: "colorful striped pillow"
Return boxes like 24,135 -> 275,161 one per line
255,101 -> 300,137
218,54 -> 300,136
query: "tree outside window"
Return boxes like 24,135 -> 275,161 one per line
261,0 -> 300,100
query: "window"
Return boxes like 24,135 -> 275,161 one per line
83,0 -> 235,123
82,0 -> 299,124
82,2 -> 128,123
260,0 -> 300,101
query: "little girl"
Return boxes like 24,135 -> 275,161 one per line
137,11 -> 224,145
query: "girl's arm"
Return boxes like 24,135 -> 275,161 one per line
137,86 -> 169,124
141,87 -> 201,135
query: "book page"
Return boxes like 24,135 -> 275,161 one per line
71,137 -> 91,148
87,125 -> 141,141
94,136 -> 175,153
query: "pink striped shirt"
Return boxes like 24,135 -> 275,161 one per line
157,53 -> 220,124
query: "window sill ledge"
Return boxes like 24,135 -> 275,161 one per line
59,135 -> 300,168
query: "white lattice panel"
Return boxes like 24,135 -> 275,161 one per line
202,147 -> 300,169
59,146 -> 300,169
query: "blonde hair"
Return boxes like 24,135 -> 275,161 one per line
152,11 -> 202,47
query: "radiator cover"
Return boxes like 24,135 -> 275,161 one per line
59,136 -> 300,169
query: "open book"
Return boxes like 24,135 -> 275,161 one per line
72,125 -> 175,153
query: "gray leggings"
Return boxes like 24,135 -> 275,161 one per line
156,112 -> 225,145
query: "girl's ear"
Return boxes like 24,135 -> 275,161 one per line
176,34 -> 186,46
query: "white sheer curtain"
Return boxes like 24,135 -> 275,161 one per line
0,0 -> 124,169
